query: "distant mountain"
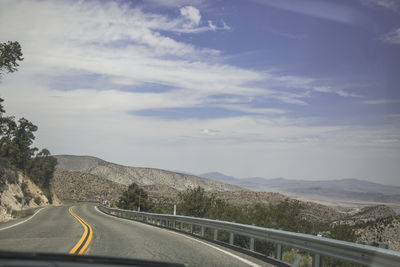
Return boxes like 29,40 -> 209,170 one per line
200,172 -> 400,212
54,155 -> 242,192
200,172 -> 240,183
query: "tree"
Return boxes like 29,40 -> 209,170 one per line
26,149 -> 57,203
328,224 -> 358,242
177,186 -> 213,217
117,183 -> 154,212
249,200 -> 313,234
0,41 -> 23,77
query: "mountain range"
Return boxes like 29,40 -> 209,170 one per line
200,172 -> 400,212
54,155 -> 400,212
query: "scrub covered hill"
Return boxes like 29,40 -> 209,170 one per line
54,155 -> 242,192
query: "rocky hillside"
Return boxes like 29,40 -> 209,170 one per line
332,205 -> 397,226
52,169 -> 349,224
54,155 -> 242,192
356,215 -> 400,251
212,190 -> 288,206
0,167 -> 61,222
53,171 -> 127,202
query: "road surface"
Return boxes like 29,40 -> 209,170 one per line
0,203 -> 272,267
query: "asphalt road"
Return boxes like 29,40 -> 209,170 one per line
0,203 -> 272,267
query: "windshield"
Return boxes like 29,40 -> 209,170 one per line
0,1 -> 399,267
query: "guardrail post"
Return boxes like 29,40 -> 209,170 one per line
229,232 -> 234,245
190,224 -> 193,234
167,220 -> 169,228
250,237 -> 255,251
180,222 -> 184,231
201,226 -> 205,237
276,244 -> 282,260
213,229 -> 218,241
173,220 -> 176,229
312,254 -> 322,267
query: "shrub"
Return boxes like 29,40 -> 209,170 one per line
34,197 -> 41,205
14,195 -> 22,203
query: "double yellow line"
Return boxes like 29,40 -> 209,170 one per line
68,206 -> 93,254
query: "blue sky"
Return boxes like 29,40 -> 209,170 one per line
1,0 -> 400,185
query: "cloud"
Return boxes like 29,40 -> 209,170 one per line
208,20 -> 216,31
336,90 -> 363,98
363,99 -> 400,104
250,0 -> 361,24
359,0 -> 400,13
314,86 -> 362,98
380,28 -> 400,45
143,0 -> 205,9
200,128 -> 219,135
180,6 -> 201,28
221,21 -> 231,30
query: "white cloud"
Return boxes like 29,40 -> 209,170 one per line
180,6 -> 201,28
208,20 -> 216,31
250,0 -> 360,24
0,0 -> 355,116
222,21 -> 231,30
360,0 -> 400,13
363,99 -> 400,104
336,90 -> 363,98
144,0 -> 205,9
1,0 -> 398,183
380,28 -> 400,45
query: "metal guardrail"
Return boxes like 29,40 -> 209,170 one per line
98,205 -> 400,267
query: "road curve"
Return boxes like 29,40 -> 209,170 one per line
0,203 -> 272,267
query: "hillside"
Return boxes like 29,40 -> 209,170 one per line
52,168 -> 348,223
53,171 -> 127,202
200,172 -> 400,212
54,155 -> 242,192
0,167 -> 61,222
51,161 -> 400,250
356,215 -> 400,251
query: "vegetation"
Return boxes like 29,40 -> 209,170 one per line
117,183 -> 154,212
177,186 -> 313,233
34,197 -> 41,205
20,181 -> 32,204
328,224 -> 358,243
0,41 -> 56,203
177,186 -> 213,218
14,195 -> 22,204
0,41 -> 23,79
114,184 -> 366,266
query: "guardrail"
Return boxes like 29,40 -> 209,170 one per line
98,205 -> 400,267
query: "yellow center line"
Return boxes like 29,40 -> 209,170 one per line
68,206 -> 93,255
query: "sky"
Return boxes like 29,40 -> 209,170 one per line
0,0 -> 400,185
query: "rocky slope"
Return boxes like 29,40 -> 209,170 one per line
356,215 -> 400,251
55,155 -> 242,192
52,156 -> 400,251
52,169 -> 349,224
53,171 -> 127,202
0,167 -> 60,222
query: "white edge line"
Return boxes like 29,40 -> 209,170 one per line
94,206 -> 261,267
0,207 -> 46,231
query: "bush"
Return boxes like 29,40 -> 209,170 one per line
14,195 -> 22,203
117,183 -> 154,212
34,197 -> 41,205
328,224 -> 358,242
177,187 -> 213,217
